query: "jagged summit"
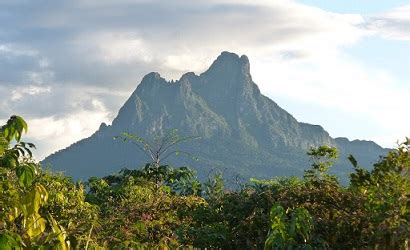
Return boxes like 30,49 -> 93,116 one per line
204,51 -> 251,78
180,72 -> 197,81
42,51 -> 387,183
215,51 -> 249,64
133,52 -> 251,96
137,72 -> 166,89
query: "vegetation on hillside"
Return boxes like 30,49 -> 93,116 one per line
1,116 -> 408,249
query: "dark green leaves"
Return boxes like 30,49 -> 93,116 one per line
0,114 -> 35,169
0,132 -> 8,156
348,154 -> 358,168
1,115 -> 28,143
265,204 -> 313,249
305,145 -> 339,183
16,164 -> 37,187
0,233 -> 21,250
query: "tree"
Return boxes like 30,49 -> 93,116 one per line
115,129 -> 199,190
349,138 -> 410,248
304,145 -> 339,184
86,167 -> 206,248
0,116 -> 70,249
265,204 -> 313,249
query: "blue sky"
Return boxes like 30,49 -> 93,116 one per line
301,0 -> 410,82
0,0 -> 409,160
347,37 -> 410,82
299,0 -> 410,13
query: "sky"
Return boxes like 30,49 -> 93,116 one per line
0,0 -> 409,160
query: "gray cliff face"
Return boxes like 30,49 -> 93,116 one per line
42,52 -> 388,183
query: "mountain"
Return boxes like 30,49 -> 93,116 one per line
42,52 -> 388,184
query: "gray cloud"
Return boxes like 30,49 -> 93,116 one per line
0,83 -> 127,120
6,0 -> 400,160
0,0 -> 364,87
365,5 -> 410,41
0,0 -> 363,114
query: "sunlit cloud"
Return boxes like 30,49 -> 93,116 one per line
11,85 -> 52,101
26,105 -> 112,161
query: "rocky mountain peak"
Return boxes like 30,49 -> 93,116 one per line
42,51 -> 387,184
143,72 -> 162,81
204,51 -> 250,78
180,72 -> 198,83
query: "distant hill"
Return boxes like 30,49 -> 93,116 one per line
42,52 -> 388,184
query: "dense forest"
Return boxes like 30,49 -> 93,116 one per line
0,115 -> 409,249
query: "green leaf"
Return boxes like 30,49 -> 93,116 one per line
48,215 -> 69,250
348,154 -> 358,168
133,221 -> 147,234
0,132 -> 8,156
16,164 -> 36,187
20,184 -> 48,221
2,115 -> 28,143
0,233 -> 20,250
2,154 -> 17,169
26,214 -> 46,238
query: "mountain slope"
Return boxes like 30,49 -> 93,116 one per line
42,52 -> 388,183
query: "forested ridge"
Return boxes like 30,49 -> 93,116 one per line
0,116 -> 409,249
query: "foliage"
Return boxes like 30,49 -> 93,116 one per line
265,204 -> 313,249
0,116 -> 99,249
349,138 -> 410,248
0,116 -> 69,249
203,172 -> 225,201
38,172 -> 100,248
1,115 -> 408,249
86,172 -> 206,248
304,145 -> 339,183
115,129 -> 199,187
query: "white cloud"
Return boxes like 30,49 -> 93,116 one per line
252,52 -> 409,147
66,0 -> 365,79
81,32 -> 153,65
0,92 -> 112,160
25,100 -> 112,160
365,5 -> 410,41
11,85 -> 51,101
0,43 -> 38,57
